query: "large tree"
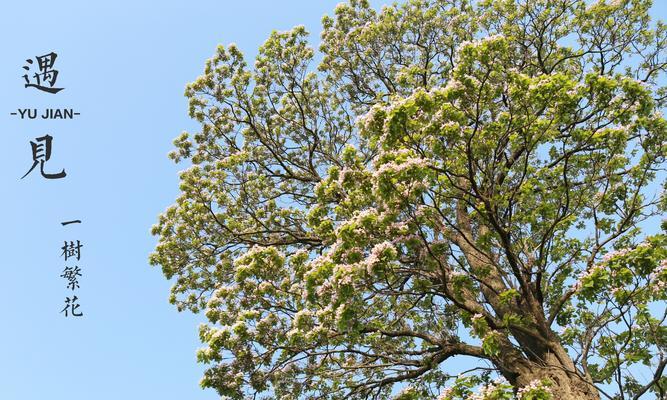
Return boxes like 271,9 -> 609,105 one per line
150,0 -> 667,399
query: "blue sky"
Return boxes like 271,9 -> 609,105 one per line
0,1 -> 666,400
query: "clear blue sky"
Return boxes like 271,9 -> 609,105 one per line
0,1 -> 665,400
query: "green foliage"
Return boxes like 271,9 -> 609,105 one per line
151,0 -> 667,398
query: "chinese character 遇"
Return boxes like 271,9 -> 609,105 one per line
23,52 -> 63,94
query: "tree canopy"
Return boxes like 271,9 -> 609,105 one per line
150,0 -> 667,399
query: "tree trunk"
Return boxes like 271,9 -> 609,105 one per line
501,350 -> 600,400
513,366 -> 600,400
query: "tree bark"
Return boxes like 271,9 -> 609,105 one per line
501,351 -> 601,400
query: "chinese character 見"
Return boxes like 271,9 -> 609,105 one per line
21,134 -> 67,180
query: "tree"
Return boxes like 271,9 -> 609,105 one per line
150,0 -> 667,399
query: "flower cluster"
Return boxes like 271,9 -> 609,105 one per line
571,247 -> 635,293
437,387 -> 454,400
516,379 -> 552,400
366,241 -> 396,273
650,259 -> 667,293
437,377 -> 510,400
471,378 -> 511,400
571,263 -> 604,292
373,157 -> 429,178
601,248 -> 631,263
